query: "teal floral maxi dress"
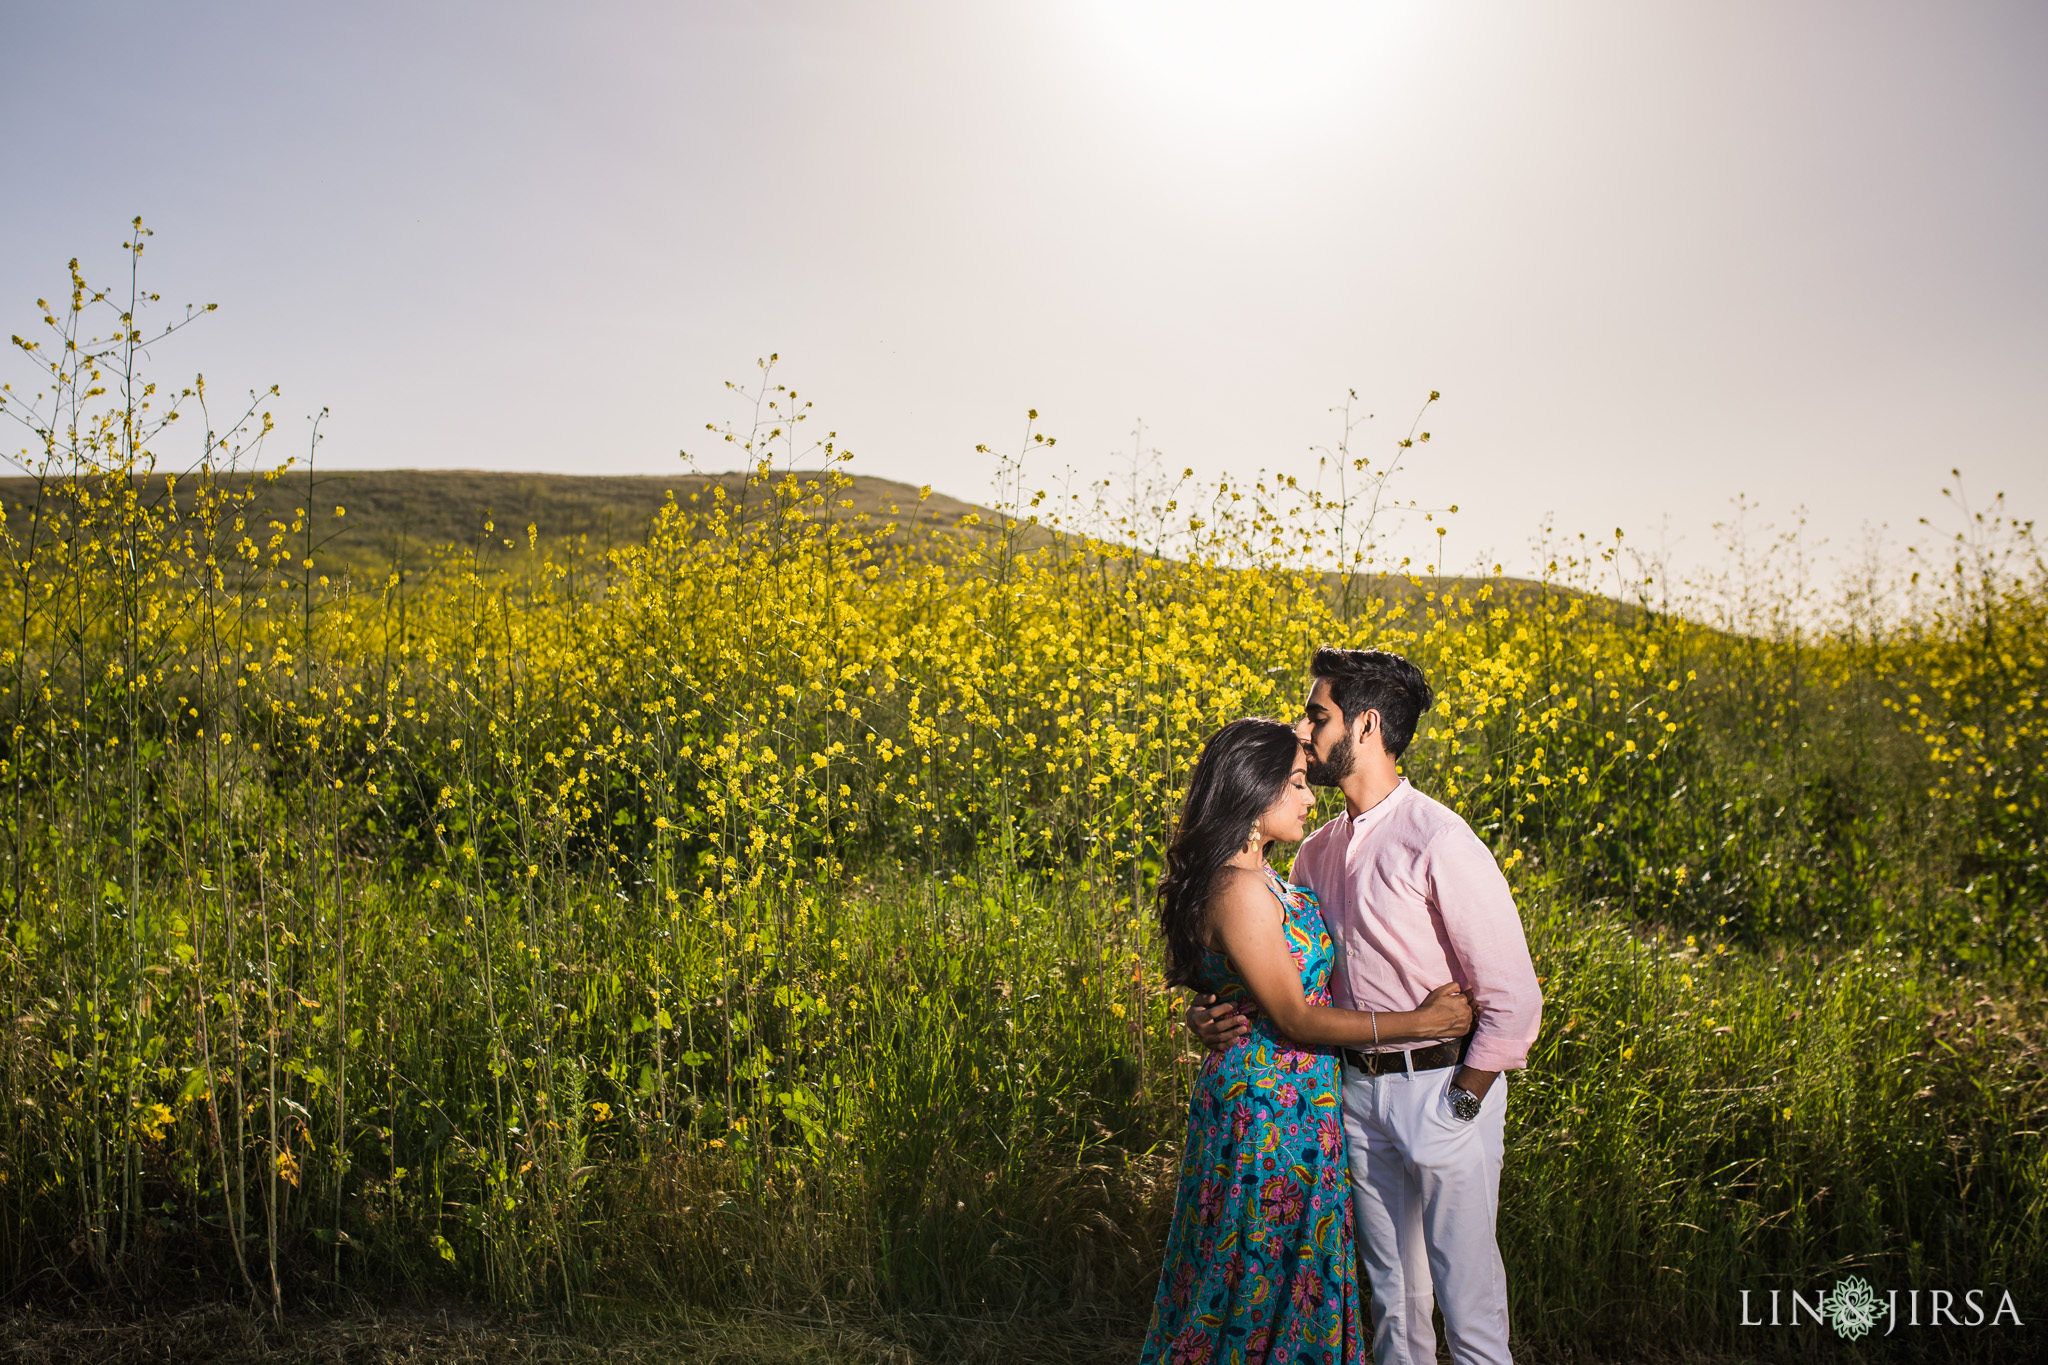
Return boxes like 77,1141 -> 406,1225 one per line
1140,874 -> 1365,1365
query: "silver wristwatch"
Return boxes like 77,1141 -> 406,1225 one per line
1448,1084 -> 1483,1123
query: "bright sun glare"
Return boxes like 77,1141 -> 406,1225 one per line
1074,0 -> 1408,128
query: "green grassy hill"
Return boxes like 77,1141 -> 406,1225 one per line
0,467 -> 988,584
0,466 -> 1590,614
302,468 -> 988,555
283,469 -> 1576,608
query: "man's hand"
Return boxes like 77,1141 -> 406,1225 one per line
1185,993 -> 1250,1052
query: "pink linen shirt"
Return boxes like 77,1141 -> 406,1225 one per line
1288,778 -> 1543,1072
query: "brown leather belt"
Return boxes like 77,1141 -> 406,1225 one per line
1341,1037 -> 1466,1077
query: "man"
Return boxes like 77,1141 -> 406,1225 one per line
1188,646 -> 1542,1365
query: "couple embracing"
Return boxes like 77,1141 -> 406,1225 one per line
1140,647 -> 1542,1365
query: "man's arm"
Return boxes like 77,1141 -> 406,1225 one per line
1425,825 -> 1543,1099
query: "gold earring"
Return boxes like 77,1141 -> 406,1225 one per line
1247,823 -> 1262,846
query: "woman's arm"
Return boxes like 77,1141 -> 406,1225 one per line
1209,870 -> 1472,1048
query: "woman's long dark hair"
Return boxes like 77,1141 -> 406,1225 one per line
1156,717 -> 1302,989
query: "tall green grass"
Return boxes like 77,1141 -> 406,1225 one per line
7,863 -> 2036,1359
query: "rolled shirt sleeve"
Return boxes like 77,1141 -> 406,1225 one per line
1423,825 -> 1544,1071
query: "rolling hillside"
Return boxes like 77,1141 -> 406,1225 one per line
0,467 -> 987,583
0,466 -> 1593,614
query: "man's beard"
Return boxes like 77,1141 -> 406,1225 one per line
1303,735 -> 1354,787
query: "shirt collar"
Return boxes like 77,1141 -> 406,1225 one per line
1349,776 -> 1411,829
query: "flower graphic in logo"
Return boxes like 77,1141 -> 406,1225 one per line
1825,1276 -> 1881,1341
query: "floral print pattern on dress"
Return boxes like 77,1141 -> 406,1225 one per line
1139,879 -> 1364,1365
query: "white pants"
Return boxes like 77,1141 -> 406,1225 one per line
1341,1064 -> 1512,1365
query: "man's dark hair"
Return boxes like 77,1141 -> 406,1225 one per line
1309,647 -> 1435,760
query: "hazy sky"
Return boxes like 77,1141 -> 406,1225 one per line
4,1 -> 2043,581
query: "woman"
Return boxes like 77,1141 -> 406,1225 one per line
1140,718 -> 1473,1365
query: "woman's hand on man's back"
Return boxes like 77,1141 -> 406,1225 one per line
1417,982 -> 1474,1037
1188,981 -> 1472,1053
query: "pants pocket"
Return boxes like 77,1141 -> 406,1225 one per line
1428,1071 -> 1465,1129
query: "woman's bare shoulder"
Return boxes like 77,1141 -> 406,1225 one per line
1208,866 -> 1280,924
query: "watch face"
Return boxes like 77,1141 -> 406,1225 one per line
1450,1088 -> 1482,1121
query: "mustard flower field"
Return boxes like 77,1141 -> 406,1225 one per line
0,233 -> 2042,1360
